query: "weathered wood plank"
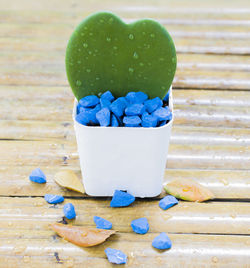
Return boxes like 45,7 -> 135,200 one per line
0,87 -> 250,127
0,138 -> 249,169
0,196 -> 249,267
0,233 -> 249,268
0,197 -> 249,235
0,166 -> 249,199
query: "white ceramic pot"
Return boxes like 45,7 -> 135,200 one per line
73,87 -> 173,197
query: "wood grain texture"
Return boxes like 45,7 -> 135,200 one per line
1,0 -> 250,266
0,166 -> 250,199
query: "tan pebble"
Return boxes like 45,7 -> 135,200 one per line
23,256 -> 30,263
212,256 -> 218,263
230,213 -> 237,219
8,222 -> 13,226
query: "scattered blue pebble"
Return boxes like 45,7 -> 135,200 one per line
44,194 -> 64,204
29,168 -> 46,183
126,91 -> 148,104
144,97 -> 163,113
100,98 -> 111,108
141,112 -> 158,128
101,90 -> 115,102
159,195 -> 178,210
110,190 -> 135,207
79,95 -> 99,108
163,91 -> 170,102
123,116 -> 141,125
94,216 -> 112,230
125,103 -> 145,116
158,120 -> 167,127
152,232 -> 172,250
131,218 -> 149,234
63,203 -> 76,219
96,107 -> 111,126
105,248 -> 127,264
111,114 -> 119,127
153,107 -> 172,121
110,97 -> 127,117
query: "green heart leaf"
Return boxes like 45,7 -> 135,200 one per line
66,12 -> 177,100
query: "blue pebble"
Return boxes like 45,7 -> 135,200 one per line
131,218 -> 149,234
124,124 -> 140,128
94,216 -> 112,230
63,203 -> 76,219
158,120 -> 167,127
105,248 -> 127,264
29,168 -> 46,184
144,97 -> 163,113
125,103 -> 145,116
163,91 -> 170,102
141,112 -> 158,128
101,91 -> 115,102
159,195 -> 178,210
110,97 -> 127,117
152,232 -> 172,250
44,194 -> 64,204
96,107 -> 111,126
100,98 -> 111,108
79,95 -> 99,108
126,91 -> 148,104
111,114 -> 119,127
123,116 -> 141,125
75,104 -> 100,125
153,107 -> 172,121
110,190 -> 135,207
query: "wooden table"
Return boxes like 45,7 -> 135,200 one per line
0,0 -> 249,267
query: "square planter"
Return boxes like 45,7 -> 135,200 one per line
73,87 -> 173,197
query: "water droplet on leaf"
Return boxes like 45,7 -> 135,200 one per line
133,52 -> 139,59
83,43 -> 88,48
129,34 -> 134,40
106,37 -> 111,42
76,80 -> 82,86
129,67 -> 134,73
113,46 -> 118,50
139,62 -> 144,66
86,69 -> 91,73
77,60 -> 81,64
150,33 -> 155,38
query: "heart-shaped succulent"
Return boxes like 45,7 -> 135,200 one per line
66,12 -> 176,100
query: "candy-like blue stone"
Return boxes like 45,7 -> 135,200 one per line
105,248 -> 127,264
96,107 -> 111,126
44,194 -> 64,204
79,95 -> 99,108
131,218 -> 149,234
159,195 -> 178,210
63,203 -> 76,219
152,232 -> 172,250
94,216 -> 112,230
29,168 -> 46,184
110,190 -> 135,207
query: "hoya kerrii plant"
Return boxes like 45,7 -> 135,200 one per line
65,12 -> 177,101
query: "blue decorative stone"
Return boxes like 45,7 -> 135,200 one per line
63,203 -> 76,219
111,114 -> 119,127
96,107 -> 111,126
158,120 -> 167,127
101,90 -> 115,102
152,232 -> 172,250
144,97 -> 163,113
110,97 -> 127,117
123,116 -> 141,126
131,218 -> 149,234
75,104 -> 100,125
125,103 -> 145,116
44,194 -> 64,204
163,91 -> 170,102
105,248 -> 127,264
29,168 -> 46,184
124,124 -> 140,128
100,98 -> 111,108
153,107 -> 172,121
110,190 -> 135,207
126,91 -> 148,104
141,112 -> 158,128
94,216 -> 112,230
159,195 -> 178,210
79,95 -> 99,108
